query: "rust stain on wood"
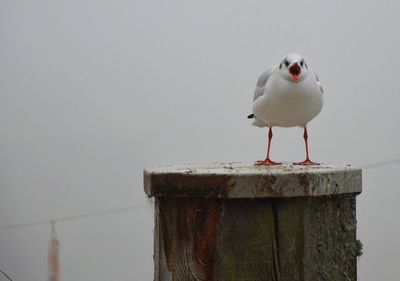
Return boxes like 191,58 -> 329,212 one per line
151,174 -> 234,198
297,173 -> 310,195
159,198 -> 220,281
258,174 -> 282,196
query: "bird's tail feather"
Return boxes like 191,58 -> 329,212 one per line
252,117 -> 267,127
247,113 -> 266,127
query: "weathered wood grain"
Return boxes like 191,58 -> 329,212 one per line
154,196 -> 359,281
144,163 -> 362,198
155,197 -> 221,281
147,163 -> 362,281
303,195 -> 359,281
221,199 -> 276,280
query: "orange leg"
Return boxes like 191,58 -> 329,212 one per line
256,127 -> 281,165
294,127 -> 319,165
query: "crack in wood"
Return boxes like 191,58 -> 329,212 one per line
271,201 -> 281,281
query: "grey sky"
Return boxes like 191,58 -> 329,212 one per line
0,0 -> 399,280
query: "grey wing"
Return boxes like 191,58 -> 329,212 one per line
314,71 -> 324,93
249,68 -> 273,128
253,68 -> 273,102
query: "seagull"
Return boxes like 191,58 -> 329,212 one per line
248,53 -> 323,165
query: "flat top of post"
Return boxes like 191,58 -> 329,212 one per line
144,162 -> 362,198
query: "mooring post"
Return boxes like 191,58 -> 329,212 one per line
144,163 -> 362,281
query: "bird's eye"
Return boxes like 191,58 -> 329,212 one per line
300,60 -> 304,67
284,60 -> 289,67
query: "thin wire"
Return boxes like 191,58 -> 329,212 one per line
0,204 -> 146,232
0,268 -> 13,281
0,157 -> 399,232
359,158 -> 400,169
51,221 -> 57,239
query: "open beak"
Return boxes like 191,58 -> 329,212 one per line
289,63 -> 301,81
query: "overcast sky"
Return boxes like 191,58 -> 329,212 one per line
1,0 -> 400,280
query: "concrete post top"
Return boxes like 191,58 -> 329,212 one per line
144,162 -> 362,198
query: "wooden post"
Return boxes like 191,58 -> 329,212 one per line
144,163 -> 362,281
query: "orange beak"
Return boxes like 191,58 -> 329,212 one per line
289,63 -> 301,81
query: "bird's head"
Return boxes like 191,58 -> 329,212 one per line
278,53 -> 310,82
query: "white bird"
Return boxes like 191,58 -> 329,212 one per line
248,53 -> 323,165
